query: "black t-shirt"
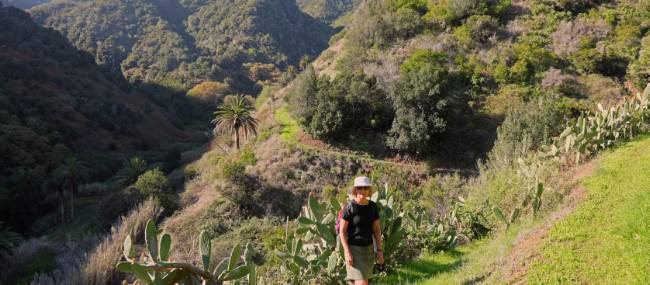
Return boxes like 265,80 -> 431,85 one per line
342,200 -> 380,246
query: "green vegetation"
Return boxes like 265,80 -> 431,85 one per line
375,239 -> 488,285
527,136 -> 650,284
299,0 -> 650,164
29,0 -> 334,92
276,186 -> 420,284
289,65 -> 392,142
297,0 -> 361,23
116,157 -> 148,188
0,6 -> 198,236
212,95 -> 259,150
4,0 -> 650,284
117,219 -> 259,284
274,105 -> 302,145
0,222 -> 22,255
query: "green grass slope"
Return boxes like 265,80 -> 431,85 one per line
376,135 -> 650,284
526,136 -> 650,284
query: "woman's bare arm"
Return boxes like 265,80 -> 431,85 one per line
373,220 -> 384,264
340,219 -> 353,265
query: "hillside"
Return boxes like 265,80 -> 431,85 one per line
0,0 -> 46,9
28,0 -> 334,93
292,0 -> 650,165
297,0 -> 361,23
114,0 -> 650,283
0,5 -> 198,235
2,0 -> 650,284
379,135 -> 650,284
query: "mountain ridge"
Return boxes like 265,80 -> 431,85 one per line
28,0 -> 335,92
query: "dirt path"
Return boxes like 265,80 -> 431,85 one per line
501,160 -> 598,284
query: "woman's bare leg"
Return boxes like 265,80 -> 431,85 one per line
354,280 -> 369,285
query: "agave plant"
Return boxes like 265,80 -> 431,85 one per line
117,219 -> 259,285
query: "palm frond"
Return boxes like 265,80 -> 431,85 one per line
0,222 -> 22,254
211,94 -> 259,146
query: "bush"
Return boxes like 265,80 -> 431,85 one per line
290,68 -> 392,142
394,0 -> 428,14
425,0 -> 489,25
494,94 -> 567,153
552,0 -> 606,14
464,15 -> 499,44
134,168 -> 168,196
389,8 -> 426,40
509,38 -> 558,83
569,47 -> 603,74
628,35 -> 650,87
221,160 -> 247,186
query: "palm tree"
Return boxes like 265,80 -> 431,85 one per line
116,157 -> 148,187
61,156 -> 84,220
212,94 -> 258,149
0,222 -> 22,255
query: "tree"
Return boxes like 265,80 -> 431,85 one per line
212,95 -> 258,149
0,222 -> 22,256
61,156 -> 84,220
387,50 -> 450,154
116,157 -> 148,187
289,65 -> 319,122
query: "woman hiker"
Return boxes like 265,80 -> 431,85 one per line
339,176 -> 385,285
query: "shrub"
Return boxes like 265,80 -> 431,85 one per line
394,0 -> 428,14
425,0 -> 489,25
569,47 -> 603,74
134,168 -> 168,196
187,81 -> 230,106
509,39 -> 558,83
291,68 -> 392,142
221,160 -> 247,186
494,94 -> 567,153
465,15 -> 499,44
628,35 -> 650,87
239,148 -> 257,166
552,0 -> 606,14
390,7 -> 426,40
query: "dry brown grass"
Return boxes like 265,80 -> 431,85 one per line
81,199 -> 159,285
19,199 -> 158,285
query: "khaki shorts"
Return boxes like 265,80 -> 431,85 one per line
346,245 -> 375,281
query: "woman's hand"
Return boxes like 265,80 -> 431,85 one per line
377,251 -> 384,265
344,250 -> 353,266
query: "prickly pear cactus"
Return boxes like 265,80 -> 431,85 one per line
116,219 -> 260,285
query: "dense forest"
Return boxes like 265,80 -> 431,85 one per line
28,0 -> 335,94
